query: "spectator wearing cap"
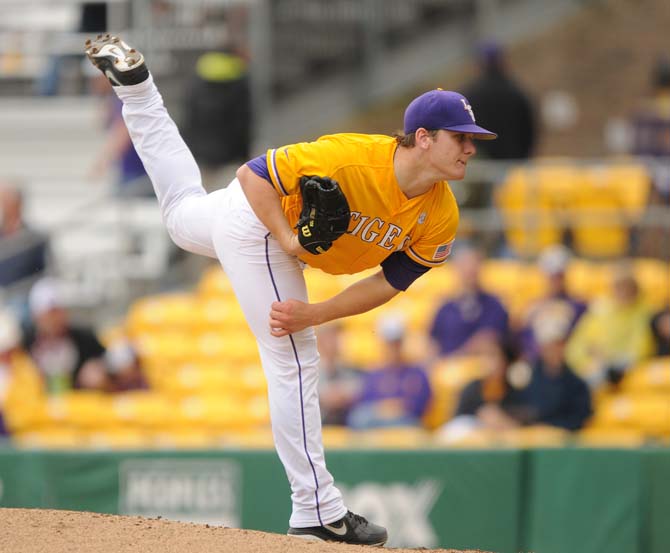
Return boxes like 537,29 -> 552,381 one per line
566,262 -> 655,387
519,245 -> 587,361
347,315 -> 431,429
429,245 -> 509,357
516,309 -> 592,431
102,339 -> 149,393
22,278 -> 107,394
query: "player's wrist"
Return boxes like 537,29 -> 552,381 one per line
282,232 -> 308,257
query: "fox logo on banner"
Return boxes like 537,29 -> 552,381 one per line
339,480 -> 442,548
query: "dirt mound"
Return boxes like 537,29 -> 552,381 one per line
0,508 -> 489,553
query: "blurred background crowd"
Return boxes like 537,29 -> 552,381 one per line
0,0 -> 668,450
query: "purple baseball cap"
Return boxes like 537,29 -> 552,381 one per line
403,89 -> 497,139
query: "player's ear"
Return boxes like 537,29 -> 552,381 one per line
415,128 -> 434,150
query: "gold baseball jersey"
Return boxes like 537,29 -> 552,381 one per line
263,133 -> 458,275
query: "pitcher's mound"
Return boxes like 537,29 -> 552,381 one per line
0,508 -> 490,553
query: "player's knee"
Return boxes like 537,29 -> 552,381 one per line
164,212 -> 193,252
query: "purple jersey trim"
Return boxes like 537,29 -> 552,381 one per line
264,233 -> 323,526
246,155 -> 272,183
270,149 -> 289,195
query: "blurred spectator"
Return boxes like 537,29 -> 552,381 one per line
87,69 -> 153,197
650,308 -> 670,356
347,316 -> 431,429
441,337 -> 527,439
517,308 -> 592,431
22,278 -> 107,394
462,42 -> 537,160
317,323 -> 363,426
629,56 -> 670,259
631,56 -> 670,159
102,339 -> 149,392
36,2 -> 107,95
0,182 -> 49,288
566,262 -> 655,387
430,246 -> 509,357
519,245 -> 587,360
0,308 -> 44,436
181,50 -> 251,191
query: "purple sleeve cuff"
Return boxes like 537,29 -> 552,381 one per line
381,251 -> 431,291
246,154 -> 272,183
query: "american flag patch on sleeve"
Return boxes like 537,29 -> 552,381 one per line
433,241 -> 454,261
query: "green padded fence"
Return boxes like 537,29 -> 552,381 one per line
0,447 -> 668,553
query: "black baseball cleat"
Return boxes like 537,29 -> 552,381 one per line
287,511 -> 388,546
84,34 -> 149,86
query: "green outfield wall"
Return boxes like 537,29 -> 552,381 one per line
0,447 -> 667,553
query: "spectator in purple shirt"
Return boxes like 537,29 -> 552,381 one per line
429,245 -> 509,357
347,315 -> 431,429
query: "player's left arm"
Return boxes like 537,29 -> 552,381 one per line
269,270 -> 399,337
268,249 -> 432,336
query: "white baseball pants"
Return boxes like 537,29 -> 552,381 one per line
115,75 -> 346,528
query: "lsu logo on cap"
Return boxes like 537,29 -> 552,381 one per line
460,98 -> 476,122
432,241 -> 453,261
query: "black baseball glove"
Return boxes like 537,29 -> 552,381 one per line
295,176 -> 350,255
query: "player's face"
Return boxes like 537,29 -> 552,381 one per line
429,130 -> 477,180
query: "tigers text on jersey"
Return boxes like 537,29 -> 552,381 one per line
265,133 -> 459,275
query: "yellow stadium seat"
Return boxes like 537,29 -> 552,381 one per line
126,293 -> 199,336
3,353 -> 49,432
352,427 -> 431,449
152,429 -> 221,449
410,264 -> 458,298
340,329 -> 383,367
86,427 -> 150,449
621,357 -> 670,393
589,393 -> 670,436
134,331 -> 194,366
221,427 -> 275,448
433,426 -> 498,448
565,260 -> 611,302
571,168 -> 630,258
197,265 -> 235,298
322,425 -> 356,448
12,427 -> 87,449
497,425 -> 569,448
480,260 -> 546,318
191,297 -> 248,333
193,330 -> 259,365
576,427 -> 647,448
634,259 -> 670,309
111,391 -> 176,427
176,395 -> 269,430
304,269 -> 343,303
608,164 -> 651,215
45,392 -> 115,429
438,425 -> 568,449
423,356 -> 485,429
496,165 -> 574,256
